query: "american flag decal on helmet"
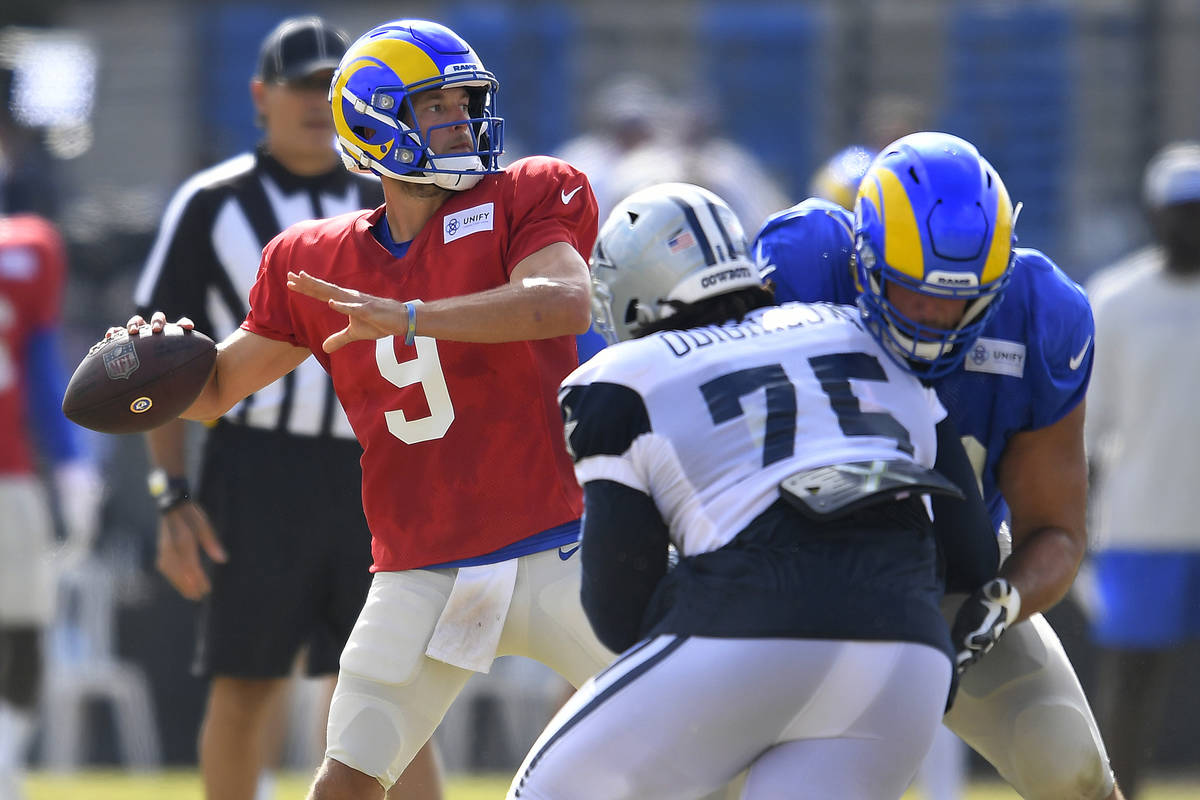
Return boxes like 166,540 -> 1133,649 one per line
667,231 -> 695,254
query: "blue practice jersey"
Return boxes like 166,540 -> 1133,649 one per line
754,199 -> 1094,528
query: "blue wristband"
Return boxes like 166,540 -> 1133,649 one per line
404,299 -> 423,346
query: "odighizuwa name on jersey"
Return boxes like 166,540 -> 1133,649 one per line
653,299 -> 865,359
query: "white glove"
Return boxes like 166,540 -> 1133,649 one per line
53,460 -> 104,567
951,577 -> 1021,674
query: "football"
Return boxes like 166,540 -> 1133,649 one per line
62,324 -> 217,434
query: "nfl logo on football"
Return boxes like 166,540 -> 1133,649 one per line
103,341 -> 140,380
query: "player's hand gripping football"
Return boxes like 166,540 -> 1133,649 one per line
108,310 -> 195,338
287,270 -> 409,353
950,577 -> 1021,674
104,311 -> 229,600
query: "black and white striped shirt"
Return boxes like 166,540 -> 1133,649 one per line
134,145 -> 383,438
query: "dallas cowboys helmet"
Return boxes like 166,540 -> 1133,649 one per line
590,183 -> 761,344
329,19 -> 503,191
854,132 -> 1018,379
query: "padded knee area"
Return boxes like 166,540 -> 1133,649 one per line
333,706 -> 401,788
326,692 -> 409,790
1007,703 -> 1114,800
325,671 -> 456,791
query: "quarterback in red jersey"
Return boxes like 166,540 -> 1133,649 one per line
249,154 -> 590,570
121,18 -> 614,799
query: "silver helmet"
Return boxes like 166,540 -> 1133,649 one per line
590,182 -> 761,344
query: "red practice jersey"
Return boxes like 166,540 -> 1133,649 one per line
0,215 -> 66,475
244,157 -> 597,570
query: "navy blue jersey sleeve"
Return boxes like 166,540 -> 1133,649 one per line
931,415 -> 999,593
752,198 -> 858,305
562,370 -> 666,651
579,479 -> 671,653
1012,248 -> 1095,429
559,380 -> 651,463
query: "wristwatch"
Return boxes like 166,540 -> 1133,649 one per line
147,468 -> 192,513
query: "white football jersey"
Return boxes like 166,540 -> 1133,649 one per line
562,301 -> 947,557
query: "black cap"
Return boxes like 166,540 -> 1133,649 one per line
257,16 -> 350,83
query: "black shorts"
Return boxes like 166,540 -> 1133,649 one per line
192,423 -> 373,679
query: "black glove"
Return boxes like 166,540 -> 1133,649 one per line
951,578 -> 1021,674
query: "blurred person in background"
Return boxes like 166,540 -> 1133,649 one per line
554,74 -> 668,221
1084,142 -> 1200,799
555,75 -> 671,365
605,90 -> 789,236
863,92 -> 929,154
572,87 -> 788,365
755,132 -> 1125,800
0,208 -> 102,799
131,16 -> 439,800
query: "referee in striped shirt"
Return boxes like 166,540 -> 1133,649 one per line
132,17 -> 440,800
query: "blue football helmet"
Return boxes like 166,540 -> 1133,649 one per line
329,20 -> 503,190
809,144 -> 874,211
854,132 -> 1018,379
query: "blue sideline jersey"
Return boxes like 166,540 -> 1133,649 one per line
754,199 -> 1094,529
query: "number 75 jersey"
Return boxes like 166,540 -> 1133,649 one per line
559,302 -> 947,558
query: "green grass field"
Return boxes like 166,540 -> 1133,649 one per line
20,771 -> 1200,800
25,771 -> 504,800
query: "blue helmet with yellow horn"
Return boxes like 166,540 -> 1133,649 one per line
329,19 -> 503,190
854,132 -> 1017,379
